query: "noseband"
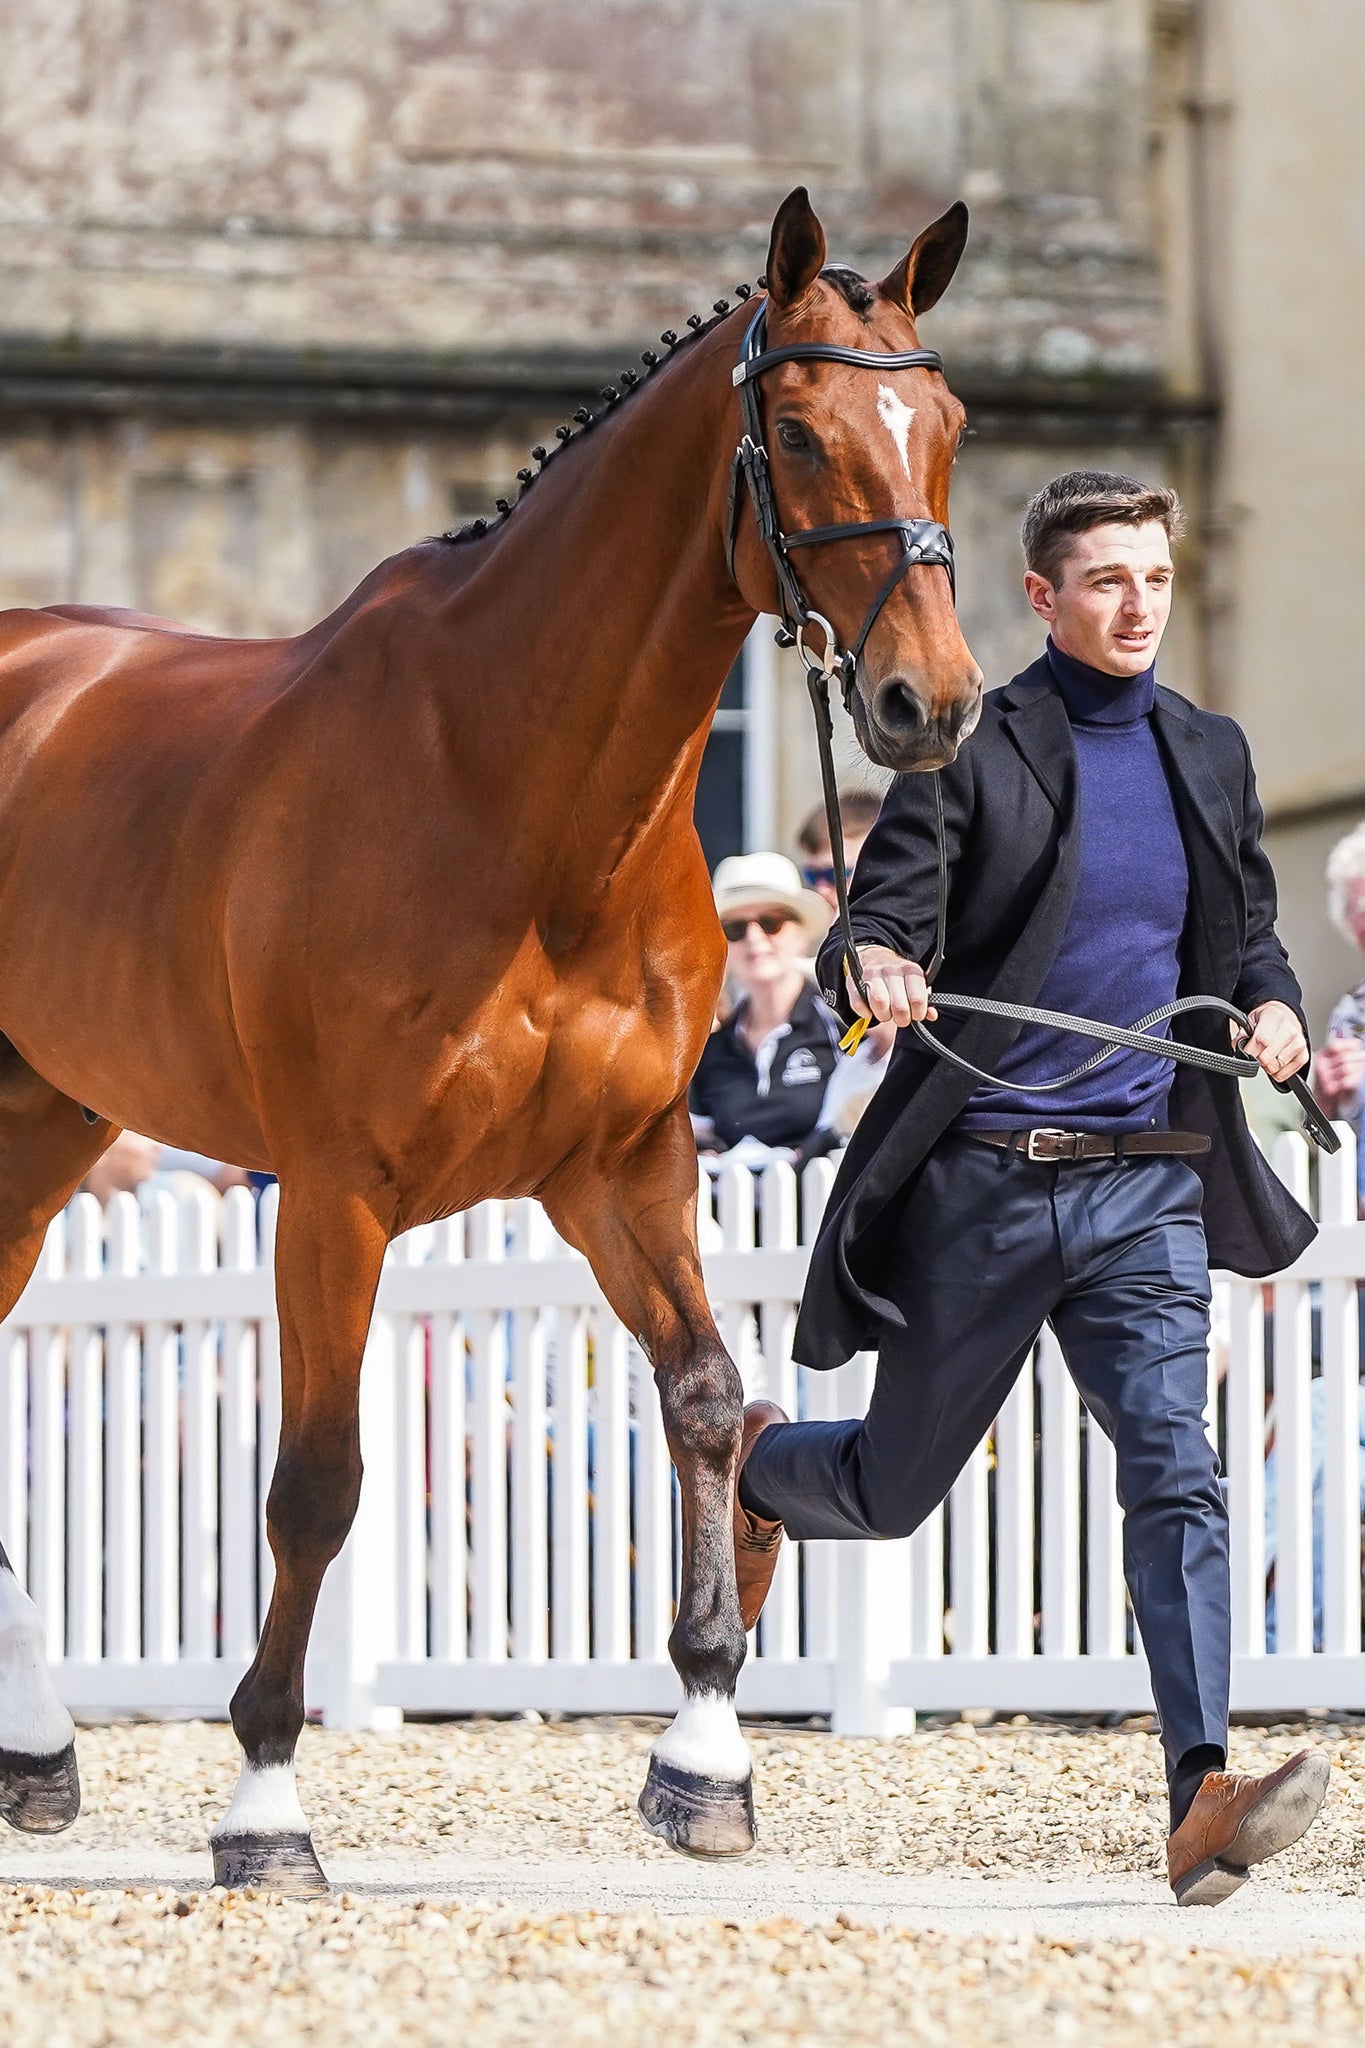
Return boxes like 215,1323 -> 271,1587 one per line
724,300 -> 956,705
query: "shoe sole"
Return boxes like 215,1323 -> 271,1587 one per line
1174,1751 -> 1330,1908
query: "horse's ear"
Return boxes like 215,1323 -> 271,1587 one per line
765,187 -> 827,310
879,201 -> 969,317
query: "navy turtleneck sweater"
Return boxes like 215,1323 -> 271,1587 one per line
956,637 -> 1190,1133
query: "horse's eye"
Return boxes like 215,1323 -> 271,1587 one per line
776,419 -> 811,453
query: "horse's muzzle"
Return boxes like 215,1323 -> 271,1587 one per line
863,674 -> 982,772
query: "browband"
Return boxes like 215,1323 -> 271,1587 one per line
733,343 -> 944,386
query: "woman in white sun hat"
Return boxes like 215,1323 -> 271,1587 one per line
689,852 -> 837,1158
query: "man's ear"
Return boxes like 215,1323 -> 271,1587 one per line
1023,570 -> 1058,624
765,187 -> 827,310
879,201 -> 970,317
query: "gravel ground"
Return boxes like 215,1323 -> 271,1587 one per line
2,1717 -> 1363,2046
4,1887 -> 1365,2048
5,1713 -> 1360,1886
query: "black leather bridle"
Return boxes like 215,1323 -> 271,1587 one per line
724,301 -> 955,706
724,297 -> 957,1028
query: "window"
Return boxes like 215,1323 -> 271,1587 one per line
693,623 -> 778,872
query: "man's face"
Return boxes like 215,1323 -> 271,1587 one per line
1024,519 -> 1174,677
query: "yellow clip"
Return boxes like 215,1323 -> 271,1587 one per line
840,1014 -> 870,1055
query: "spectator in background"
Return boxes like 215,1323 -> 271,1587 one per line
1313,820 -> 1365,1206
81,1131 -> 249,1205
691,853 -> 836,1159
797,787 -> 897,1136
795,786 -> 884,913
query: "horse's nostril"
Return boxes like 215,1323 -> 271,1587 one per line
874,680 -> 927,738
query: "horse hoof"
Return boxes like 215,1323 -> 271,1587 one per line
0,1741 -> 80,1834
637,1754 -> 756,1859
211,1830 -> 330,1897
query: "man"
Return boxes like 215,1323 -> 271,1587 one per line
795,787 -> 884,913
735,471 -> 1330,1908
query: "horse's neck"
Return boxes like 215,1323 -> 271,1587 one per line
433,323 -> 755,868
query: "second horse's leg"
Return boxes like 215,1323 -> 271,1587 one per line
211,1188 -> 387,1893
548,1110 -> 754,1856
0,1055 -> 117,1832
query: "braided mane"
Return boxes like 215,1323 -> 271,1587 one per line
437,278 -> 772,544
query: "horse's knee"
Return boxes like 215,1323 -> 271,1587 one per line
655,1349 -> 743,1471
266,1439 -> 363,1568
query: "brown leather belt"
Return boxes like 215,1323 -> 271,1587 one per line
968,1128 -> 1211,1163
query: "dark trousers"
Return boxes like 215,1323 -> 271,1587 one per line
742,1134 -> 1230,1773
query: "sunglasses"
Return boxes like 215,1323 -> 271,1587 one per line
800,863 -> 847,891
721,910 -> 800,942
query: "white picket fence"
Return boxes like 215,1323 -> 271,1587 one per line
0,1130 -> 1360,1734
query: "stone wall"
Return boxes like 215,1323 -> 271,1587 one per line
2,1 -> 1250,984
1,0 -> 1164,376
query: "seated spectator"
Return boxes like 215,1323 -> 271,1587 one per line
690,853 -> 836,1158
1313,820 -> 1365,1205
795,786 -> 884,913
81,1132 -> 249,1205
81,1130 -> 160,1206
797,786 -> 897,1136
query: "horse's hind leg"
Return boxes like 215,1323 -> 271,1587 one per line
0,1045 -> 115,1833
547,1108 -> 753,1857
211,1186 -> 387,1895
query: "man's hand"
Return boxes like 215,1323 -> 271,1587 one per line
1314,1034 -> 1365,1110
846,945 -> 937,1029
1234,1000 -> 1309,1082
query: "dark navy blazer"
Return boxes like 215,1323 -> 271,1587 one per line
796,655 -> 1315,1369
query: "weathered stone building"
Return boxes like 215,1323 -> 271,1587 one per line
0,0 -> 1358,1022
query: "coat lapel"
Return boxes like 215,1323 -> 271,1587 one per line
996,656 -> 1077,817
1151,688 -> 1243,991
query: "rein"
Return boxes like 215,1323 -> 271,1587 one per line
843,763 -> 1339,1153
726,301 -> 1338,1155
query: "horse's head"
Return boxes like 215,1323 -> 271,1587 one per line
730,188 -> 983,772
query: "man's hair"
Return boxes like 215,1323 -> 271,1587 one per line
1021,470 -> 1186,588
796,787 -> 883,855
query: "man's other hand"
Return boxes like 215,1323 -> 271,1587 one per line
846,946 -> 937,1029
1235,1000 -> 1309,1082
1313,1034 -> 1365,1109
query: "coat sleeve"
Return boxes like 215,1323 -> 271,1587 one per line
1230,726 -> 1307,1031
814,750 -> 975,1028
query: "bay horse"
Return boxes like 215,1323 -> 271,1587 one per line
0,188 -> 980,1885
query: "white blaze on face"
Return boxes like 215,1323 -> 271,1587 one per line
876,383 -> 917,481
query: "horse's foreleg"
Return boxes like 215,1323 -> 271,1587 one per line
0,1061 -> 117,1833
548,1113 -> 753,1856
212,1188 -> 387,1895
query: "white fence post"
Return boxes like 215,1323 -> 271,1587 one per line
305,1310 -> 400,1730
828,1355 -> 912,1736
1319,1125 -> 1361,1656
1271,1135 -> 1314,1656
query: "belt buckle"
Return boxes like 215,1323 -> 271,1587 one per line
1025,1128 -> 1073,1162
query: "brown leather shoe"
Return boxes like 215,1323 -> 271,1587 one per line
734,1400 -> 788,1632
1167,1749 -> 1330,1906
